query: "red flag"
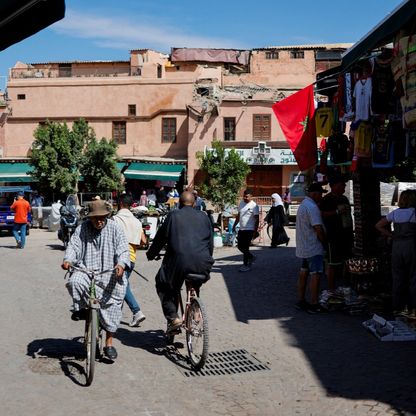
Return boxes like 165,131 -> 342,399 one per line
272,84 -> 317,171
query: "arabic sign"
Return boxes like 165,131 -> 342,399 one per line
233,148 -> 297,165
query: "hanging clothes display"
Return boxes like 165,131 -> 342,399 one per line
354,121 -> 373,158
353,77 -> 372,121
327,132 -> 350,164
371,55 -> 395,115
315,107 -> 333,137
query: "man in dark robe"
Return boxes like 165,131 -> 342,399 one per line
146,191 -> 214,332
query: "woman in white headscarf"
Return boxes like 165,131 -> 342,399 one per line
264,193 -> 289,247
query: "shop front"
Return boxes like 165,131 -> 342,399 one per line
314,1 -> 416,311
230,143 -> 299,198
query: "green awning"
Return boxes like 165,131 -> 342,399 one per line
123,162 -> 185,181
0,163 -> 34,183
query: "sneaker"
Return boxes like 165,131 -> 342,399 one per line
129,310 -> 146,327
307,304 -> 328,314
295,300 -> 310,311
167,317 -> 182,334
239,265 -> 251,272
15,241 -> 21,249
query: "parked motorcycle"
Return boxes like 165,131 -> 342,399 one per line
58,194 -> 79,248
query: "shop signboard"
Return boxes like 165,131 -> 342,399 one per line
233,148 -> 297,165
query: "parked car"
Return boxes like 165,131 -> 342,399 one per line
0,186 -> 33,234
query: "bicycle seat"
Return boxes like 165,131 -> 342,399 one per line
185,273 -> 210,284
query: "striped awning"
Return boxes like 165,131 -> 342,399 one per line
0,163 -> 34,182
123,162 -> 185,181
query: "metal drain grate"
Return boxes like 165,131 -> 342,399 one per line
181,349 -> 270,377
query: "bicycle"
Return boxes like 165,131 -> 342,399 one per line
167,274 -> 209,370
66,265 -> 114,386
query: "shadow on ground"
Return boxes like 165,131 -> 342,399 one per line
219,245 -> 416,414
26,337 -> 114,386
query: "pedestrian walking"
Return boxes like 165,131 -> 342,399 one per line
264,193 -> 290,248
375,190 -> 416,317
10,191 -> 31,249
295,183 -> 327,313
232,189 -> 260,272
320,175 -> 353,291
113,194 -> 147,327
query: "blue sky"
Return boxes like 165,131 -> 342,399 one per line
0,0 -> 404,89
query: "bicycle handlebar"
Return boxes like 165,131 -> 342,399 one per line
68,265 -> 116,276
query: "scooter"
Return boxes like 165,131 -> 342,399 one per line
58,195 -> 79,248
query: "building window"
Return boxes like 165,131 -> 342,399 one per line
128,104 -> 136,116
253,114 -> 271,140
113,121 -> 126,144
58,64 -> 72,77
161,118 -> 176,143
224,117 -> 236,141
17,94 -> 26,100
290,50 -> 304,59
265,51 -> 279,60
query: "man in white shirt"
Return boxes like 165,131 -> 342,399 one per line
232,189 -> 259,272
295,183 -> 327,314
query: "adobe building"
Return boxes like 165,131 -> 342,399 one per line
0,43 -> 350,195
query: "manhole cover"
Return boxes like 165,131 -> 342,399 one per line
180,349 -> 270,377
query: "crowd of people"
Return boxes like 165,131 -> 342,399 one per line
10,175 -> 414,361
61,190 -> 213,361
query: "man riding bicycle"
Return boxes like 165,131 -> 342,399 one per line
61,199 -> 130,360
146,191 -> 214,333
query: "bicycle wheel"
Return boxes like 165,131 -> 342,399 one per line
84,308 -> 97,386
186,297 -> 209,370
267,224 -> 273,240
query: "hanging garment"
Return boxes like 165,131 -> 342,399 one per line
371,59 -> 395,115
315,107 -> 334,137
353,77 -> 372,121
343,73 -> 354,120
354,121 -> 373,157
327,132 -> 350,164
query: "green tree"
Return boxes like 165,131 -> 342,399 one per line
80,135 -> 123,193
29,120 -> 84,195
197,139 -> 250,212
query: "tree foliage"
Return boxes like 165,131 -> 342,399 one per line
29,120 -> 83,194
197,139 -> 250,211
29,119 -> 123,196
80,135 -> 123,193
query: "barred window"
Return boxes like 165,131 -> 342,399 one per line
290,50 -> 304,59
113,121 -> 126,144
162,118 -> 176,143
265,51 -> 279,60
224,117 -> 236,141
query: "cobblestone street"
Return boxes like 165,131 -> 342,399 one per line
1,228 -> 416,416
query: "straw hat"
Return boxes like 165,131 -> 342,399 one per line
87,200 -> 111,217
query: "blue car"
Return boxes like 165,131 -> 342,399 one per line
0,186 -> 33,234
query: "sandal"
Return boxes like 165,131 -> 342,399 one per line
103,346 -> 118,360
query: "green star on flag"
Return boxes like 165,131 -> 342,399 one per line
299,116 -> 309,132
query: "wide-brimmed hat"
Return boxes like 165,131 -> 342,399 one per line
306,183 -> 328,193
87,200 -> 110,217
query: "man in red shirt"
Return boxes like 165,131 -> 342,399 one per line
10,191 -> 31,249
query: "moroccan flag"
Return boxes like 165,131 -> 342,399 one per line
272,84 -> 317,171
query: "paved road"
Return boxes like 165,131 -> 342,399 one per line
1,227 -> 416,416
